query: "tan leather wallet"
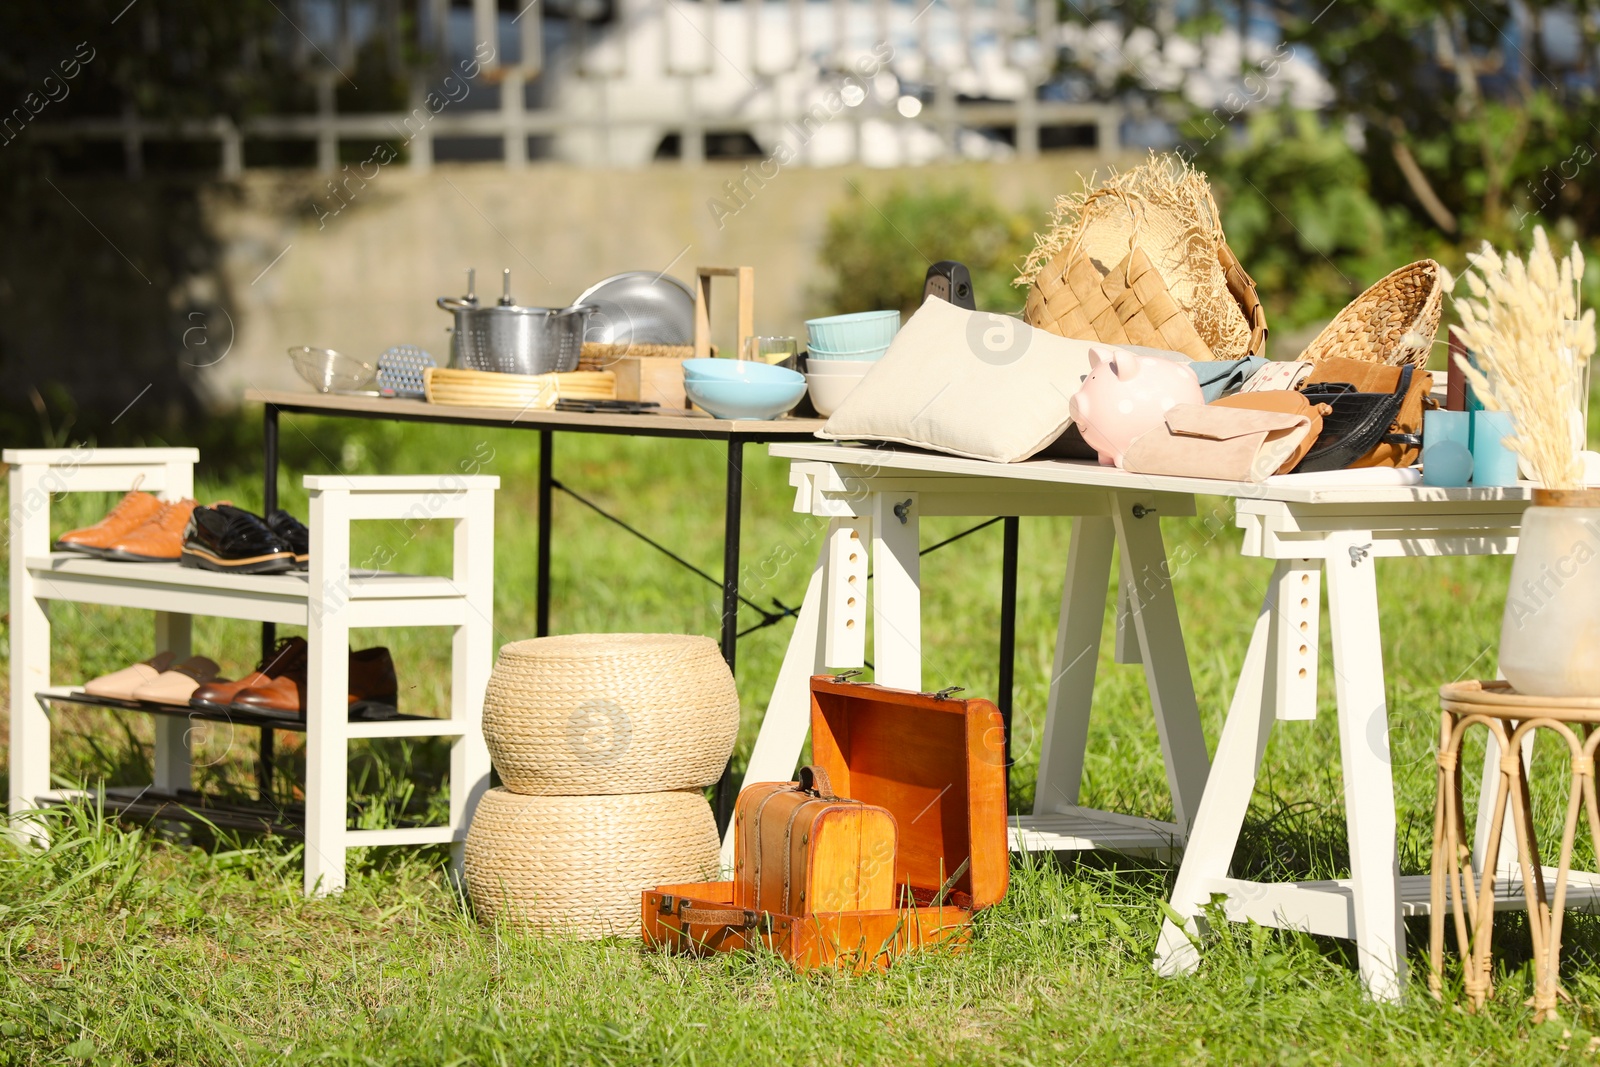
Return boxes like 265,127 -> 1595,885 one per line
1122,400 -> 1318,483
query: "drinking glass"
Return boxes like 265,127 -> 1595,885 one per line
742,335 -> 799,366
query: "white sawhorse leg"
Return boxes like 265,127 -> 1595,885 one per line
1027,497 -> 1210,854
871,492 -> 920,690
1112,495 -> 1211,833
1154,572 -> 1280,976
720,529 -> 834,870
724,492 -> 923,861
1032,516 -> 1115,817
1326,536 -> 1404,1000
1156,540 -> 1405,1002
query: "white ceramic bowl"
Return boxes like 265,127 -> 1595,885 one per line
805,344 -> 890,362
806,372 -> 869,417
803,358 -> 874,377
800,364 -> 876,382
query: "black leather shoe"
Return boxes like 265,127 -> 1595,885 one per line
266,509 -> 309,569
179,504 -> 296,574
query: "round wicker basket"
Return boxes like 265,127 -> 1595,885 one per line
463,787 -> 719,938
482,633 -> 739,795
1299,260 -> 1444,368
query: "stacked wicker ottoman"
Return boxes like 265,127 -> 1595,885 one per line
463,634 -> 739,938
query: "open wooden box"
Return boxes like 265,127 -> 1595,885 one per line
641,676 -> 1008,971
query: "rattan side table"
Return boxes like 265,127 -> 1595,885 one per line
1431,680 -> 1600,1020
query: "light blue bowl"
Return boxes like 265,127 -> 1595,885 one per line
806,343 -> 890,362
805,310 -> 900,352
681,358 -> 803,384
684,376 -> 807,420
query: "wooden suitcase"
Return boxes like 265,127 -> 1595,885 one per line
643,676 -> 1009,972
732,765 -> 898,915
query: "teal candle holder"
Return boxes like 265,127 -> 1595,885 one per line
1471,410 -> 1519,487
1423,409 -> 1474,487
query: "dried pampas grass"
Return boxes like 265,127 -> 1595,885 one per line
1453,226 -> 1595,490
1016,152 -> 1253,359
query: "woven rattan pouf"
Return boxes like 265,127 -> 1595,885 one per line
482,633 -> 739,795
1431,680 -> 1600,1021
464,787 -> 720,938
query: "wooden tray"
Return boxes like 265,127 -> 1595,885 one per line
423,367 -> 615,410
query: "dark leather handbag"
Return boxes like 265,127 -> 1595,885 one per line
1292,364 -> 1420,473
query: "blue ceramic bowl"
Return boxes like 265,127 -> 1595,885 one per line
681,358 -> 803,384
684,376 -> 807,420
805,310 -> 900,352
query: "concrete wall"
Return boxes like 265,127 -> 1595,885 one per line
197,151 -> 1132,403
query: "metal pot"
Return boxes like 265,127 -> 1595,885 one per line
438,269 -> 597,375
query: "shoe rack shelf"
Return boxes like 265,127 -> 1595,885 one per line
62,785 -> 305,840
6,448 -> 499,895
33,687 -> 451,736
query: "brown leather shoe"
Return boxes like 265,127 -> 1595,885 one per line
348,647 -> 399,714
55,490 -> 163,557
230,646 -> 398,718
232,673 -> 304,715
105,499 -> 199,562
190,637 -> 309,712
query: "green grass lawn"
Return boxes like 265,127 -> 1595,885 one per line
4,415 -> 1600,1065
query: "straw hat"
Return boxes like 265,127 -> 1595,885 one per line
1018,153 -> 1265,360
482,633 -> 740,795
463,787 -> 719,938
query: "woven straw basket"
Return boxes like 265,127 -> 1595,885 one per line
482,633 -> 739,795
463,787 -> 719,938
1299,260 -> 1444,368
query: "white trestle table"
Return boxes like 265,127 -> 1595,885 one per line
738,438 -> 1555,1001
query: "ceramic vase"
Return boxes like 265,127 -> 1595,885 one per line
1499,488 -> 1600,696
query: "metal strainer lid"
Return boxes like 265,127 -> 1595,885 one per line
575,271 -> 695,346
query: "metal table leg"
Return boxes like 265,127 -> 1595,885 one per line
537,429 -> 553,638
713,438 -> 745,831
999,515 -> 1019,804
260,404 -> 279,801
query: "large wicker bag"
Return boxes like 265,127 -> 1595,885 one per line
463,787 -> 719,938
1299,260 -> 1444,368
481,633 -> 739,795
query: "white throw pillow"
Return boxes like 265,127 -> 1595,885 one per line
817,296 -> 1131,463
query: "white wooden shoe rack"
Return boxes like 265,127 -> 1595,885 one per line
6,447 -> 497,895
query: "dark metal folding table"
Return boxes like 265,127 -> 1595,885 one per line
247,388 -> 1021,825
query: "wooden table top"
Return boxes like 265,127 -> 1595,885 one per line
245,388 -> 826,441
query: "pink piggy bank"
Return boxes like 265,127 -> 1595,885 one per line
1068,347 -> 1203,467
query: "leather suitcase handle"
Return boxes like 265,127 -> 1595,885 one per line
680,906 -> 764,930
797,765 -> 835,798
